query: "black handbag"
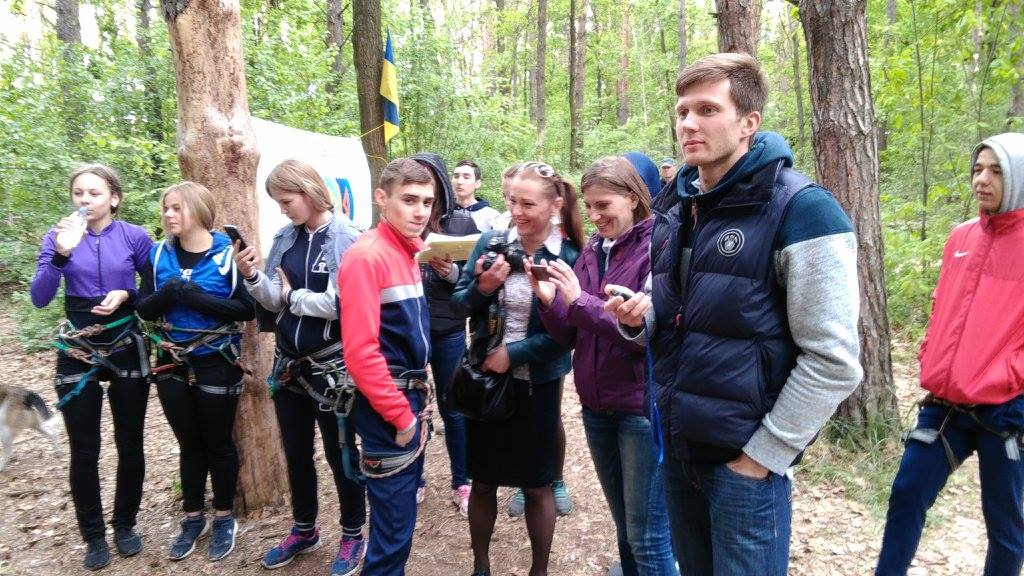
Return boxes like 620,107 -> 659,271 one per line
449,302 -> 518,422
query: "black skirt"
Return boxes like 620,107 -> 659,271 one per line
465,376 -> 563,488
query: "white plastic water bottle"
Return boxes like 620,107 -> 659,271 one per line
56,206 -> 88,252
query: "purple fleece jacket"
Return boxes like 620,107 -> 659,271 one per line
540,218 -> 653,415
31,220 -> 152,307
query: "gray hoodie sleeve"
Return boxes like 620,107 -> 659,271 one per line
614,272 -> 656,344
743,190 -> 863,475
244,269 -> 286,313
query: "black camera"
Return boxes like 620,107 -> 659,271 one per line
481,235 -> 526,272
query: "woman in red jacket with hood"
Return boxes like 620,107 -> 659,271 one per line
877,132 -> 1024,576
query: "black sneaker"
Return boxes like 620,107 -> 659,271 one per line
168,514 -> 209,560
208,515 -> 238,561
84,537 -> 111,571
113,526 -> 142,557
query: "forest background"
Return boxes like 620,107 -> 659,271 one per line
0,0 -> 1022,418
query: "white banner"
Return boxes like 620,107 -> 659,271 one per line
252,117 -> 372,255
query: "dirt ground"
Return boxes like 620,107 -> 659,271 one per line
0,312 -> 987,576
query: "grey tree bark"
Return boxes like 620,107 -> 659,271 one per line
569,0 -> 588,170
798,0 -> 897,432
535,0 -> 548,147
715,0 -> 760,55
616,6 -> 630,126
161,0 -> 289,511
352,0 -> 387,191
326,0 -> 348,93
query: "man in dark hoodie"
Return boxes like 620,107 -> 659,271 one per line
607,52 -> 862,575
452,160 -> 500,232
411,153 -> 479,516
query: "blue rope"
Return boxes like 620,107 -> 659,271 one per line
55,365 -> 99,411
646,348 -> 664,465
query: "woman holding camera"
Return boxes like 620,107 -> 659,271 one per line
533,156 -> 677,576
451,162 -> 584,576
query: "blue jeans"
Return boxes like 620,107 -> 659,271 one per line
431,328 -> 469,488
582,408 -> 678,576
876,401 -> 1024,576
662,450 -> 791,576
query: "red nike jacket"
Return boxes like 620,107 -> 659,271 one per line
919,208 -> 1024,404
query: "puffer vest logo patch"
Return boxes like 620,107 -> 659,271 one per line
717,228 -> 745,257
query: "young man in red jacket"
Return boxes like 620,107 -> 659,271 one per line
337,158 -> 434,575
876,132 -> 1024,576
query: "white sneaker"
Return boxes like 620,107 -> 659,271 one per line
416,486 -> 426,504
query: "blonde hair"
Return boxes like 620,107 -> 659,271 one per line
580,156 -> 653,222
266,159 -> 334,212
162,181 -> 217,231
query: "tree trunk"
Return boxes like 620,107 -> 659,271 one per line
56,0 -> 82,146
616,5 -> 630,126
326,0 -> 347,93
660,22 -> 676,152
535,0 -> 548,146
161,0 -> 288,511
678,0 -> 687,73
798,0 -> 896,432
137,0 -> 166,178
1008,0 -> 1024,129
788,7 -> 805,151
715,0 -> 760,55
569,0 -> 587,170
352,0 -> 387,190
56,0 -> 82,47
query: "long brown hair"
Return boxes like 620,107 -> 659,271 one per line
509,162 -> 585,249
580,156 -> 653,223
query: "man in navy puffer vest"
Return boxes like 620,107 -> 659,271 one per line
608,52 -> 863,576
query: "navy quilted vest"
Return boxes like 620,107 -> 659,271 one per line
651,161 -> 812,463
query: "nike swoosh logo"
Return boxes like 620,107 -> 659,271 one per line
954,250 -> 970,258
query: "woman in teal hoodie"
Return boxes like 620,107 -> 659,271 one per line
451,162 -> 584,576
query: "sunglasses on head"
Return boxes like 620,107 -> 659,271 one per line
519,162 -> 556,178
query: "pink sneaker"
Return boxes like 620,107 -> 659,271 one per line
452,485 -> 471,517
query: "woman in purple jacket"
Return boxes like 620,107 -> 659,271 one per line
30,164 -> 153,571
529,156 -> 677,576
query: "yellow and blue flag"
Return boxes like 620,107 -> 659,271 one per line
380,30 -> 400,145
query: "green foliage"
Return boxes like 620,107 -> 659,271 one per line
0,0 -> 1021,351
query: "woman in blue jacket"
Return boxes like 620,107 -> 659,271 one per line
136,182 -> 255,562
451,162 -> 584,576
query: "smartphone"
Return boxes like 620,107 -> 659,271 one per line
223,225 -> 248,251
531,265 -> 551,281
604,284 -> 636,300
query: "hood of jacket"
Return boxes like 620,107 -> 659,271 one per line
412,152 -> 457,225
670,131 -> 794,203
623,151 -> 663,198
972,132 -> 1024,214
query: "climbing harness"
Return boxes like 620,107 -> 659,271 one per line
268,343 -> 433,484
52,315 -> 148,411
147,320 -> 250,395
902,394 -> 1024,470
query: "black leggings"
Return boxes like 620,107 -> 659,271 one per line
56,349 -> 150,542
273,370 -> 366,532
156,357 -> 242,513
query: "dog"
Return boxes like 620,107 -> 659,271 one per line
0,384 -> 63,472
